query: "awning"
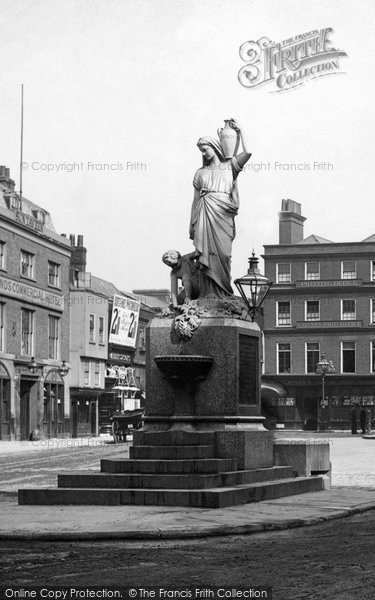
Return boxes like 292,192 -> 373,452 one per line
261,381 -> 287,398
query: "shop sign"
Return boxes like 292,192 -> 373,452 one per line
109,295 -> 140,348
109,352 -> 132,362
0,275 -> 64,310
363,396 -> 374,405
277,397 -> 295,406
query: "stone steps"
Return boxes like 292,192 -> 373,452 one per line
101,457 -> 238,474
18,475 -> 324,508
58,466 -> 294,490
130,445 -> 216,460
133,430 -> 216,446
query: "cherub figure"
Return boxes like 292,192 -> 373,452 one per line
162,249 -> 200,308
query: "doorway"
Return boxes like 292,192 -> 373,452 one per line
20,380 -> 32,440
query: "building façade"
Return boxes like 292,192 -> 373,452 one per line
0,167 -> 71,440
68,235 -> 155,436
262,199 -> 375,430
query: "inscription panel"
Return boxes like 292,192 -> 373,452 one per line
239,334 -> 258,405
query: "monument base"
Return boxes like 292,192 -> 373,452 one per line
18,427 -> 325,508
17,316 -> 327,508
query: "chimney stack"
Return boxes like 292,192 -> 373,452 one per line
279,199 -> 306,244
0,165 -> 15,192
69,233 -> 87,279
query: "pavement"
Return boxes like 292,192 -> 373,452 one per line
0,432 -> 374,541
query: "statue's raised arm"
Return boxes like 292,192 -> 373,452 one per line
229,118 -> 251,170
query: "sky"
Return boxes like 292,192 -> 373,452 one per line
0,0 -> 374,294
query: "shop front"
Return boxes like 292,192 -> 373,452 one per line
0,362 -> 11,440
43,370 -> 65,438
262,375 -> 375,430
70,390 -> 100,438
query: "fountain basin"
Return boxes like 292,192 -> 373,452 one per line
154,355 -> 213,382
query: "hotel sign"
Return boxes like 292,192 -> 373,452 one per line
0,275 -> 64,311
297,279 -> 360,288
14,210 -> 44,232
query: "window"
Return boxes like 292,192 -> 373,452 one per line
342,341 -> 355,373
372,342 -> 375,373
48,316 -> 59,359
89,314 -> 95,342
20,250 -> 34,279
34,209 -> 46,224
305,262 -> 320,280
10,194 -> 20,209
138,326 -> 146,349
83,360 -> 90,386
341,261 -> 356,280
306,300 -> 320,321
48,261 -> 60,287
0,378 -> 10,422
94,361 -> 100,387
371,299 -> 375,324
306,342 -> 320,373
0,303 -> 4,351
277,263 -> 291,283
21,309 -> 34,355
371,261 -> 375,281
0,241 -> 5,270
277,301 -> 291,326
98,317 -> 104,344
341,299 -> 356,321
277,342 -> 291,373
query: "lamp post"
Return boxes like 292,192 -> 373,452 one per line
28,358 -> 70,378
315,353 -> 335,431
234,252 -> 272,321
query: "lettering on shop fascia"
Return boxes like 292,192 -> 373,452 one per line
283,379 -> 317,385
297,279 -> 361,287
0,274 -> 64,311
109,352 -> 133,362
297,320 -> 362,328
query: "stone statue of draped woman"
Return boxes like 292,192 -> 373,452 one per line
189,119 -> 251,297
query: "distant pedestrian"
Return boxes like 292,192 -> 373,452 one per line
360,408 -> 367,434
365,408 -> 372,435
351,406 -> 358,435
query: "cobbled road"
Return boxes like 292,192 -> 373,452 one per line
0,433 -> 374,599
1,511 -> 375,599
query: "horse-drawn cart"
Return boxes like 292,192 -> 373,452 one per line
111,409 -> 144,442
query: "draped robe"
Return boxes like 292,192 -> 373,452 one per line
189,156 -> 242,296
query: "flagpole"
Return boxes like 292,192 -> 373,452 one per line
20,83 -> 24,202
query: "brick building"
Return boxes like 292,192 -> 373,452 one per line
68,235 -> 154,435
67,235 -> 108,437
0,166 -> 71,440
262,199 -> 375,430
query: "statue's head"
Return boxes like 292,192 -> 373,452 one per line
162,249 -> 181,267
197,137 -> 224,165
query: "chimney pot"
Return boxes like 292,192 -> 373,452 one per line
279,199 -> 306,244
77,235 -> 84,247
